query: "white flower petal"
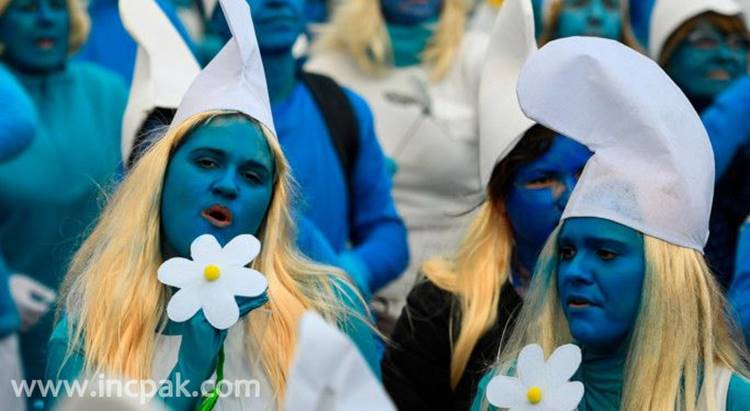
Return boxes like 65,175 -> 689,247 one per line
166,287 -> 203,322
223,267 -> 268,297
220,234 -> 260,266
486,375 -> 527,408
190,234 -> 222,263
518,344 -> 547,388
203,289 -> 240,330
545,381 -> 584,411
158,257 -> 202,288
546,344 -> 582,387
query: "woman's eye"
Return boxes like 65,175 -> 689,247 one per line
604,0 -> 618,10
596,249 -> 617,261
195,157 -> 219,169
525,176 -> 555,189
241,170 -> 262,184
559,246 -> 576,260
18,2 -> 38,12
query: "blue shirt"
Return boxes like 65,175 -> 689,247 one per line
272,82 -> 409,293
0,62 -> 126,385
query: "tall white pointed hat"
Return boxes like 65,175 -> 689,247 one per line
120,0 -> 201,164
479,0 -> 537,187
517,36 -> 714,251
172,0 -> 276,136
649,0 -> 743,60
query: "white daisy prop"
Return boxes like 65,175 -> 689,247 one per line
157,234 -> 268,330
486,344 -> 584,411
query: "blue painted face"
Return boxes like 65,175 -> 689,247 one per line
665,20 -> 749,102
505,134 -> 592,273
380,0 -> 443,25
246,0 -> 305,53
557,217 -> 645,352
0,0 -> 70,74
160,115 -> 275,259
555,0 -> 622,40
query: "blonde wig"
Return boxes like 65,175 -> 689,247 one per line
316,0 -> 469,81
538,0 -> 642,51
0,0 -> 90,55
479,228 -> 750,411
57,110 -> 361,405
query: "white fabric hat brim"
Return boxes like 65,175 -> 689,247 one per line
649,0 -> 742,60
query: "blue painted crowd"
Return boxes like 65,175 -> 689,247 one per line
2,0 -> 750,410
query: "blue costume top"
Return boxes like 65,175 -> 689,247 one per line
471,347 -> 750,410
271,82 -> 409,295
0,61 -> 126,385
76,0 -> 195,84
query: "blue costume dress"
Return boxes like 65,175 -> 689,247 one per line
471,347 -> 750,410
272,82 -> 409,296
0,61 -> 126,390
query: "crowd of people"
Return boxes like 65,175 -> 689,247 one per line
1,0 -> 750,410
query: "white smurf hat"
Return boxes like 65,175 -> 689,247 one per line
478,0 -> 538,187
649,0 -> 743,60
517,36 -> 715,251
120,0 -> 201,164
172,0 -> 276,137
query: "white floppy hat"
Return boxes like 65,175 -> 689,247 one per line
478,0 -> 538,187
518,36 -> 715,251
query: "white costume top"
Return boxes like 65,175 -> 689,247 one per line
306,31 -> 489,317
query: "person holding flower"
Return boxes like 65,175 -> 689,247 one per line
45,1 -> 377,410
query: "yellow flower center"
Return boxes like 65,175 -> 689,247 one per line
203,265 -> 221,282
488,0 -> 504,7
527,386 -> 542,404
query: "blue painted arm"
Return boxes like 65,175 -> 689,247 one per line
343,89 -> 410,294
728,373 -> 750,410
331,276 -> 381,379
0,64 -> 36,162
470,370 -> 497,411
701,76 -> 750,181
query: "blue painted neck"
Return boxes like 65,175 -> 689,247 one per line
260,49 -> 298,104
386,20 -> 436,67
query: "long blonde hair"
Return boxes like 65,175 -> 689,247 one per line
0,0 -> 90,55
57,111 -> 359,404
316,0 -> 469,81
483,228 -> 750,411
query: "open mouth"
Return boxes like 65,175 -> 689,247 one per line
708,69 -> 731,81
36,38 -> 55,50
567,297 -> 594,309
201,205 -> 233,228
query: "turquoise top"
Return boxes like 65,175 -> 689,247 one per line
0,61 -> 126,385
46,277 -> 380,407
471,348 -> 750,410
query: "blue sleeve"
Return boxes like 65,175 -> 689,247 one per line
331,276 -> 382,379
701,76 -> 750,181
343,89 -> 410,293
727,373 -> 750,410
0,253 -> 19,337
46,316 -> 85,383
0,64 -> 36,162
295,215 -> 339,266
729,219 -> 750,347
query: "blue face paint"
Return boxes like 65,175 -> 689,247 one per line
381,0 -> 443,25
0,0 -> 70,74
557,217 -> 645,352
505,134 -> 592,275
665,20 -> 749,102
246,0 -> 305,53
554,0 -> 622,40
160,115 -> 275,259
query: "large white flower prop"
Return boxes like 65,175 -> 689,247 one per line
486,344 -> 584,411
158,234 -> 268,330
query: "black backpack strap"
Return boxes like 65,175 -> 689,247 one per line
300,71 -> 360,182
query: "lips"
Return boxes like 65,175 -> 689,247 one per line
566,294 -> 597,309
36,38 -> 55,50
707,69 -> 731,81
201,205 -> 234,228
